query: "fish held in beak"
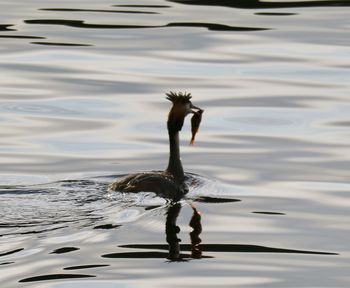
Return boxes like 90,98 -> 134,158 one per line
190,108 -> 203,145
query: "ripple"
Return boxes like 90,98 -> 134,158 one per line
0,24 -> 15,31
0,248 -> 24,257
101,251 -> 197,259
40,8 -> 159,15
64,264 -> 110,270
228,116 -> 295,126
2,225 -> 68,237
19,274 -> 95,283
194,196 -> 241,203
0,179 -> 111,236
252,211 -> 286,215
113,5 -> 171,8
0,102 -> 75,116
24,19 -> 269,31
255,12 -> 298,16
327,121 -> 350,127
168,0 -> 350,9
31,41 -> 93,46
118,243 -> 338,255
50,247 -> 80,254
0,261 -> 14,266
0,35 -> 45,39
93,224 -> 121,230
199,95 -> 336,108
167,22 -> 269,31
0,174 -> 232,238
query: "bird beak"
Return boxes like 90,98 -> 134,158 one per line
190,103 -> 202,113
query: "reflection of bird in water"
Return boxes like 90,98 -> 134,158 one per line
166,203 -> 203,261
189,204 -> 202,258
109,92 -> 203,200
166,203 -> 182,260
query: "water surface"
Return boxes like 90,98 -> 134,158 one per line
1,0 -> 350,287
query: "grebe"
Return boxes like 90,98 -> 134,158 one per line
109,92 -> 203,200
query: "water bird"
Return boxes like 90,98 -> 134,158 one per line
109,92 -> 203,200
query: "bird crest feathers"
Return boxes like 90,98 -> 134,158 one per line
166,91 -> 192,103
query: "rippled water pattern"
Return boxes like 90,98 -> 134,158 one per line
1,0 -> 350,287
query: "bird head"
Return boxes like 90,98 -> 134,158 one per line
166,91 -> 201,132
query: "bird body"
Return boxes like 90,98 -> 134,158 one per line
109,171 -> 188,200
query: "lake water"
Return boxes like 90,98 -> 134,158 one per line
1,0 -> 350,287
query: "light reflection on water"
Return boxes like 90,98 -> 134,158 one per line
1,0 -> 350,287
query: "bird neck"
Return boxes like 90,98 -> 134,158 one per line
166,128 -> 185,183
166,203 -> 182,260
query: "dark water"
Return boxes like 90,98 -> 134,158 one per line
1,0 -> 350,287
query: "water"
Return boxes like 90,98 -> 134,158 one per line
1,0 -> 350,287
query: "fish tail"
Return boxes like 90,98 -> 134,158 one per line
190,136 -> 195,145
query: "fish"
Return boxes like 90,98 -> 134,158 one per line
189,203 -> 202,259
190,109 -> 203,145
